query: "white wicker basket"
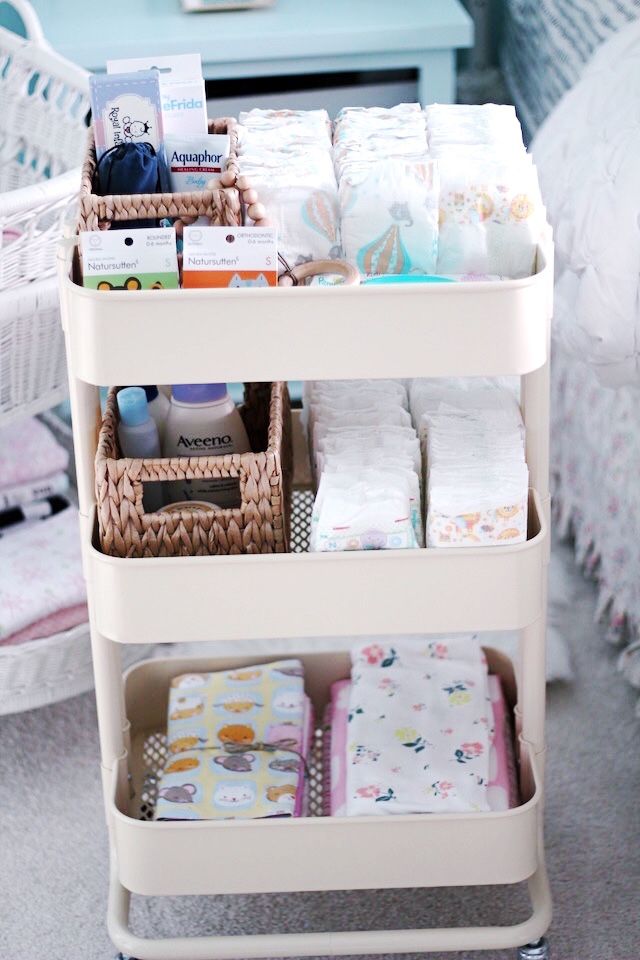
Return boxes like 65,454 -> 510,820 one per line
0,0 -> 89,425
0,625 -> 154,716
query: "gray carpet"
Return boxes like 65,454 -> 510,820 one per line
1,537 -> 639,960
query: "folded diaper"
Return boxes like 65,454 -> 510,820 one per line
340,160 -> 439,275
239,108 -> 332,142
333,106 -> 437,276
238,108 -> 340,265
435,155 -> 544,279
423,104 -> 544,278
310,469 -> 417,552
345,636 -> 492,815
409,379 -> 528,548
307,379 -> 422,552
315,427 -> 421,478
155,659 -> 312,821
425,103 -> 525,152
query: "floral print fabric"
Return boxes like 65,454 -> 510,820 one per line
346,636 -> 493,815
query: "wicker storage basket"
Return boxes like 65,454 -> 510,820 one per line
0,1 -> 89,425
96,382 -> 292,558
78,118 -> 242,231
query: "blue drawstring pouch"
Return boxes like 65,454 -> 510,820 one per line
95,142 -> 162,229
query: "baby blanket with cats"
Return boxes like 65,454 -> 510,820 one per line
155,659 -> 311,820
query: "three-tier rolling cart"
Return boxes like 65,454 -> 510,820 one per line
59,222 -> 553,959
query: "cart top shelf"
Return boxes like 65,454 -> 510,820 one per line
59,237 -> 553,386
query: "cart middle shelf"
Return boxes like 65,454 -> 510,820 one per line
83,488 -> 546,645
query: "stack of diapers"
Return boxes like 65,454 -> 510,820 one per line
322,638 -> 519,816
334,105 -> 439,275
155,659 -> 313,820
305,379 -> 422,551
235,103 -> 543,278
237,109 -> 340,266
426,104 -> 545,278
410,378 -> 528,547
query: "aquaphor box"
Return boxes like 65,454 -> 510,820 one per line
107,54 -> 208,137
182,226 -> 278,288
80,228 -> 179,290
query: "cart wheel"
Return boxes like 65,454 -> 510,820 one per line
517,937 -> 549,959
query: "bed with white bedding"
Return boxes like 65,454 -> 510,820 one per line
501,0 -> 640,142
502,1 -> 640,710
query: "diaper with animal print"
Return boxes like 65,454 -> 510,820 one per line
340,160 -> 439,276
155,659 -> 312,820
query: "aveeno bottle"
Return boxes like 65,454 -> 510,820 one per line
162,383 -> 250,508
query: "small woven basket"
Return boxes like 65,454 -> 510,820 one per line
78,118 -> 242,231
96,382 -> 292,559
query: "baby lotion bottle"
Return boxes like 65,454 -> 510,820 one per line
117,387 -> 163,512
140,385 -> 170,444
162,383 -> 250,508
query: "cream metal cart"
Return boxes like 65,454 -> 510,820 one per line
58,230 -> 553,960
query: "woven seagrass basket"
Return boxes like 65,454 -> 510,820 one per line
78,118 -> 242,231
96,382 -> 292,558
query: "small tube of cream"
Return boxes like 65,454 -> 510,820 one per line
165,134 -> 231,192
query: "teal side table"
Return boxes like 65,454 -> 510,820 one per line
27,0 -> 473,103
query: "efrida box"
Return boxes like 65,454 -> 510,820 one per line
80,228 -> 179,291
182,226 -> 278,288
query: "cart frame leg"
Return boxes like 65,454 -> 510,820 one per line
107,839 -> 552,960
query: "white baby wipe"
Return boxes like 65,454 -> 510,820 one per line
346,635 -> 492,816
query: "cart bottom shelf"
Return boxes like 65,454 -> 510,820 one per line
112,649 -> 544,901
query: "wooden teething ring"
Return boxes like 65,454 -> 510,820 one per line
277,259 -> 360,287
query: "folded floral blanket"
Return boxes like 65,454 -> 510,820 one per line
325,648 -> 518,816
345,636 -> 492,815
